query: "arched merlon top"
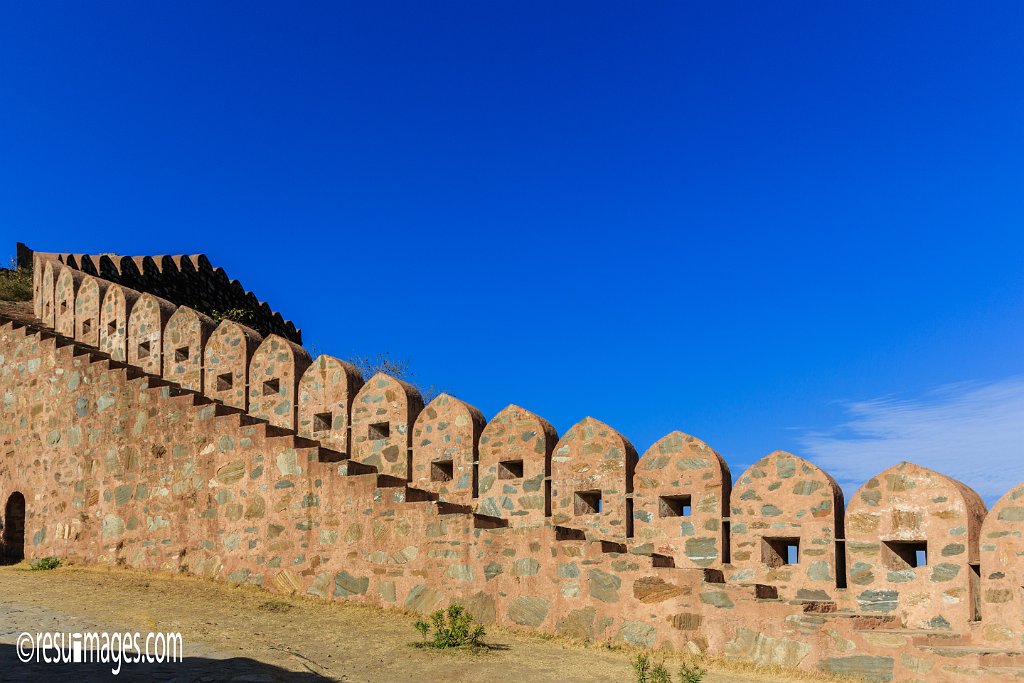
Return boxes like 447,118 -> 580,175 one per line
297,354 -> 364,456
732,450 -> 844,523
729,450 -> 844,597
74,275 -> 109,347
848,461 -> 987,562
551,416 -> 639,542
32,253 -> 61,321
126,292 -> 177,375
632,431 -> 732,567
845,461 -> 987,629
247,334 -> 312,430
477,404 -> 558,526
204,318 -> 264,411
38,248 -> 301,343
99,282 -> 141,362
350,373 -> 425,480
54,265 -> 88,337
162,306 -> 216,393
634,431 -> 731,515
980,481 -> 1024,640
411,393 -> 486,504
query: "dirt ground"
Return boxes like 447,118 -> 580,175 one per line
0,562 -> 853,683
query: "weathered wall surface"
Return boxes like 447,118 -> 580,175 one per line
632,431 -> 730,569
730,452 -> 844,603
296,355 -> 362,456
845,462 -> 986,630
350,373 -> 423,480
6,249 -> 1024,683
411,394 -> 486,504
476,404 -> 557,528
246,335 -> 311,430
980,483 -> 1024,644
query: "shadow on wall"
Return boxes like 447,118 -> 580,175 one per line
1,491 -> 25,565
0,644 -> 333,682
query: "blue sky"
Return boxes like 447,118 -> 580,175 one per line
2,3 -> 1022,503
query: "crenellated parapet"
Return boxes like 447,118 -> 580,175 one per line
296,355 -> 363,455
13,243 -> 1024,682
247,334 -> 311,430
730,451 -> 845,602
350,373 -> 424,479
411,394 -> 486,504
127,292 -> 177,375
846,462 -> 987,629
99,282 -> 139,362
203,320 -> 263,411
980,483 -> 1024,643
163,306 -> 216,393
27,246 -> 301,343
632,431 -> 730,568
551,417 -> 638,544
476,404 -> 558,527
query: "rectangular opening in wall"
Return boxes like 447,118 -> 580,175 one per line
498,459 -> 524,479
216,373 -> 233,391
262,378 -> 280,396
762,536 -> 800,568
313,412 -> 332,432
137,341 -> 151,359
659,494 -> 692,517
882,540 -> 927,570
970,563 -> 981,622
81,319 -> 92,336
626,497 -> 634,538
368,422 -> 389,440
836,540 -> 848,589
174,346 -> 190,362
60,300 -> 67,314
431,460 -> 453,482
722,520 -> 731,564
574,490 -> 601,516
107,320 -> 117,337
544,478 -> 552,517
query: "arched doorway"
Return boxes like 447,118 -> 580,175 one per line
1,492 -> 25,563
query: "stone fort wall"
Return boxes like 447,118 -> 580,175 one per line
28,246 -> 300,343
2,247 -> 1022,682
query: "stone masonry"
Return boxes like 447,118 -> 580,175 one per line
3,245 -> 1024,683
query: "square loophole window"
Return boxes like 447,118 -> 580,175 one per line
81,318 -> 93,336
574,490 -> 602,515
174,346 -> 190,362
762,537 -> 800,568
262,378 -> 280,396
883,540 -> 927,570
106,320 -> 117,337
431,460 -> 454,482
498,459 -> 524,479
216,373 -> 233,391
313,412 -> 332,432
368,422 -> 390,440
137,341 -> 151,358
659,494 -> 692,517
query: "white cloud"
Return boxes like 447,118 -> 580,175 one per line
799,376 -> 1024,506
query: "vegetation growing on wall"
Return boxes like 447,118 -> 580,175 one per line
0,258 -> 32,301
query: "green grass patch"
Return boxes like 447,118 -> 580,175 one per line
29,557 -> 61,571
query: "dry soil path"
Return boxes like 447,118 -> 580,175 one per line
0,564 -> 836,683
